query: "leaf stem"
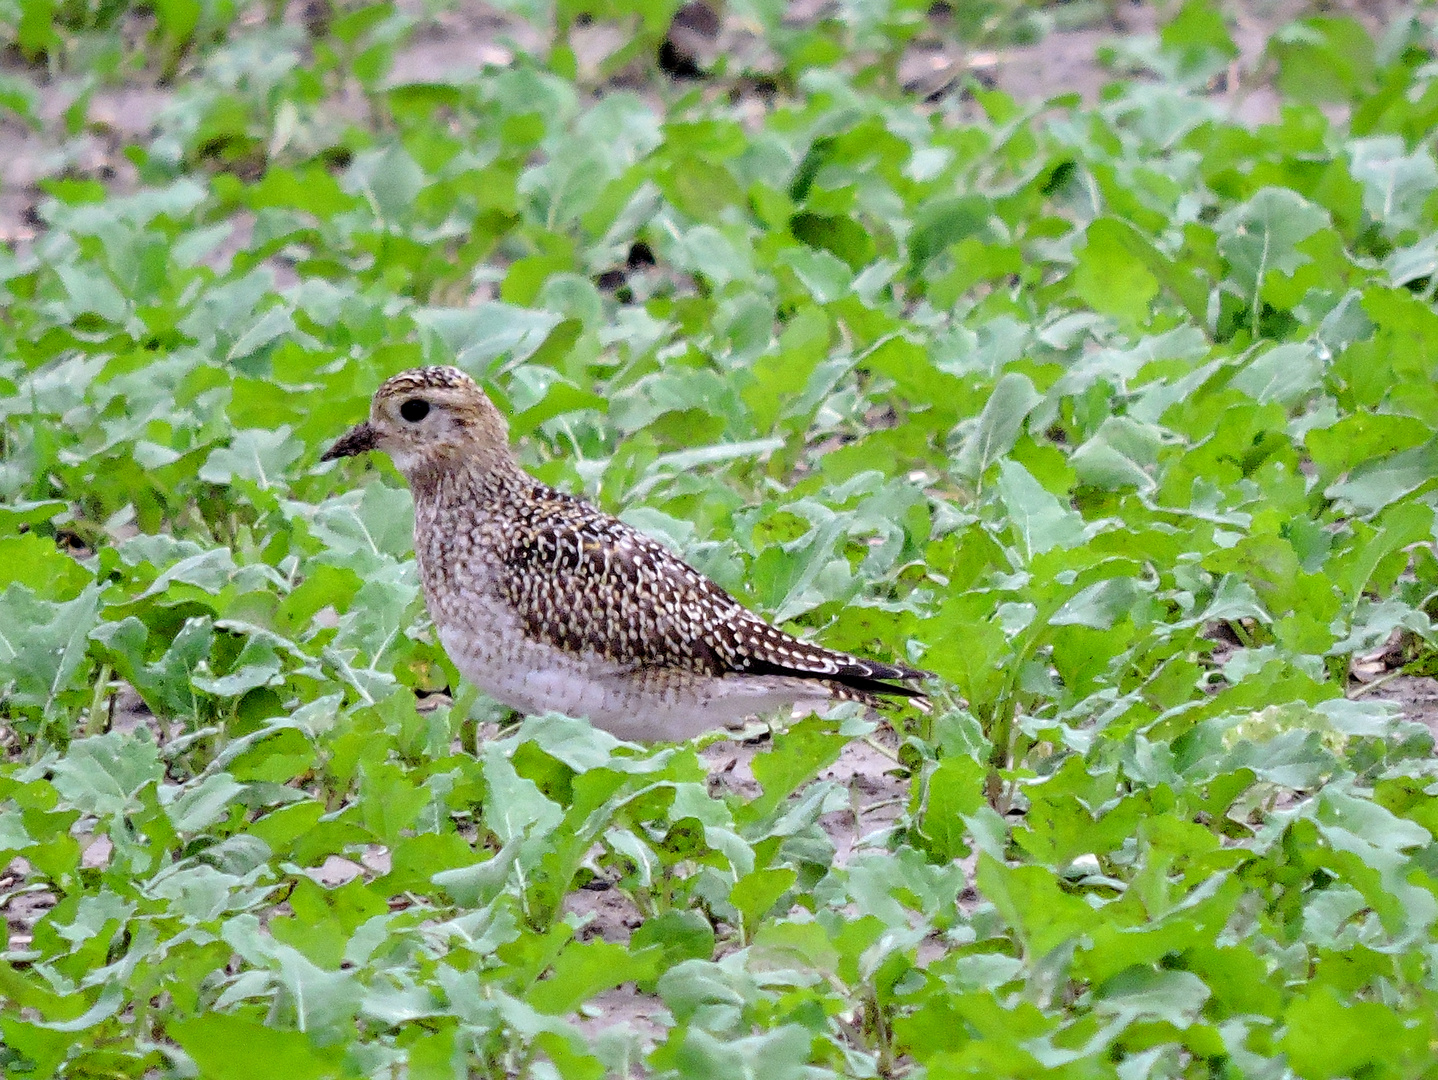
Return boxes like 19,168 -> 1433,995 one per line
84,663 -> 113,737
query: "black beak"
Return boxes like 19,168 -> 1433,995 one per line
321,421 -> 380,462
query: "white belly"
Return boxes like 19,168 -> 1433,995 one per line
437,621 -> 832,743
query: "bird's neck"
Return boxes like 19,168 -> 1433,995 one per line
408,448 -> 537,510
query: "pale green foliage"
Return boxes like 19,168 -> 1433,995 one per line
3,1 -> 1438,1077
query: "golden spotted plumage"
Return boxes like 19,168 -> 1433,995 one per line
323,365 -> 929,741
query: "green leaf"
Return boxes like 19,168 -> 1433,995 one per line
1349,136 -> 1438,239
995,460 -> 1084,560
1217,188 -> 1329,303
1269,16 -> 1376,105
0,500 -> 67,534
526,939 -> 662,1014
48,731 -> 165,817
167,772 -> 246,833
349,145 -> 427,224
0,583 -> 103,714
200,428 -> 305,489
976,855 -> 1097,957
729,865 -> 797,932
1305,412 -> 1433,485
1070,416 -> 1162,492
1071,218 -> 1162,328
670,224 -> 752,288
744,717 -> 846,822
1324,439 -> 1438,515
666,1024 -> 813,1080
953,373 -> 1042,481
481,742 -> 563,876
92,615 -> 214,720
431,843 -> 521,908
1050,575 -> 1149,631
1280,986 -> 1422,1079
413,304 -> 564,368
1231,342 -> 1323,406
0,534 -> 92,601
914,755 -> 986,861
358,762 -> 430,845
1094,967 -> 1211,1028
1159,0 -> 1238,80
908,195 -> 993,274
170,1012 -> 345,1080
630,910 -> 715,974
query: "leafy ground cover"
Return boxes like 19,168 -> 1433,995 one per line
3,0 -> 1438,1076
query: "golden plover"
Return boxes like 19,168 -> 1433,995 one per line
322,366 -> 929,742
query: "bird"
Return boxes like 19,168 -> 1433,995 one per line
321,365 -> 930,742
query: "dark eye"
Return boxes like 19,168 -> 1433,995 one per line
399,399 -> 430,423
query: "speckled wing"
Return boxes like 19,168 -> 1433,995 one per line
494,492 -> 929,703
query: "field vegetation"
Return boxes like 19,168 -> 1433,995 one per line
3,0 -> 1438,1076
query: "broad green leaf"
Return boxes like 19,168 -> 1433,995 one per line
1325,439 -> 1438,515
1070,416 -> 1162,492
1071,217 -> 1161,328
744,717 -> 846,822
413,304 -> 564,368
1280,986 -> 1422,1079
1094,967 -> 1211,1028
170,1012 -> 345,1080
914,755 -> 986,861
953,373 -> 1041,481
0,583 -> 102,713
729,865 -> 797,932
1269,16 -> 1376,104
0,534 -> 92,601
995,460 -> 1085,559
0,500 -> 67,533
200,428 -> 305,489
667,1023 -> 813,1080
1231,342 -> 1323,406
167,772 -> 246,833
48,731 -> 165,817
1349,135 -> 1438,239
1217,188 -> 1329,303
976,855 -> 1097,958
348,145 -> 426,224
1050,575 -> 1150,630
526,939 -> 662,1014
1306,411 -> 1433,485
630,910 -> 715,973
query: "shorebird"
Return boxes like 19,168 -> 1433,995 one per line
321,366 -> 929,742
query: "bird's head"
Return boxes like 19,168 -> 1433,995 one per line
321,366 -> 512,481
